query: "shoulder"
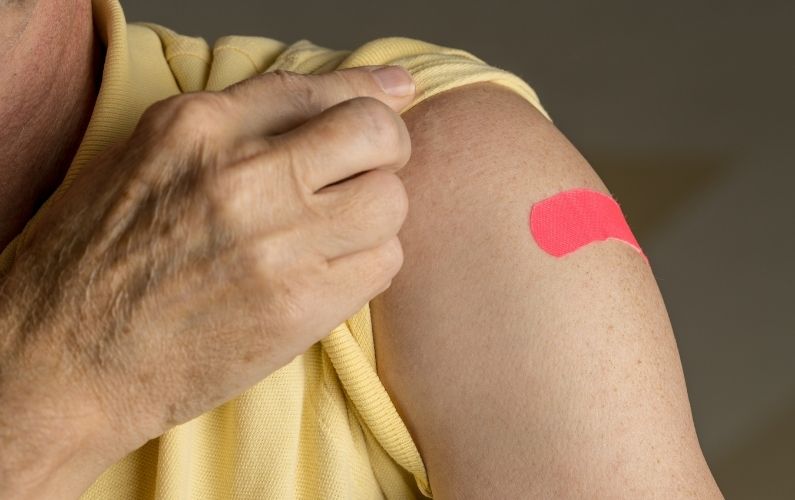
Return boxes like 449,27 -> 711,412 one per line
205,33 -> 551,121
131,20 -> 551,123
338,36 -> 551,121
371,54 -> 723,499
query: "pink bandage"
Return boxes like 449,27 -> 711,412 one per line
529,188 -> 648,264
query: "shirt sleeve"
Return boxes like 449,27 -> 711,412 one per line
264,36 -> 551,121
184,33 -> 552,498
261,35 -> 550,498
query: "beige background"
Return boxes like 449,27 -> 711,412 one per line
122,1 -> 795,497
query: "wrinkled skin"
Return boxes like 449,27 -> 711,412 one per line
0,0 -> 101,250
0,4 -> 417,495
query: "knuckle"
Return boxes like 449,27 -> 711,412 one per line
161,92 -> 227,138
230,239 -> 285,303
198,167 -> 229,206
377,236 -> 405,277
138,98 -> 171,127
243,233 -> 310,287
269,70 -> 325,118
278,139 -> 318,204
196,167 -> 243,230
241,238 -> 319,323
242,238 -> 281,284
369,170 -> 409,225
347,97 -> 403,151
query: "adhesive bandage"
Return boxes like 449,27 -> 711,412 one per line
529,188 -> 648,265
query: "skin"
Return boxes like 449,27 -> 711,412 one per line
0,1 -> 725,499
0,73 -> 413,497
2,1 -> 417,497
0,0 -> 102,251
375,82 -> 725,498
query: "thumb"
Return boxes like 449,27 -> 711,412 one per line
222,65 -> 416,138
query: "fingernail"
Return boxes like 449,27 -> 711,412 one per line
369,65 -> 415,97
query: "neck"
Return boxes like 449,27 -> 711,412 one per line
0,1 -> 104,252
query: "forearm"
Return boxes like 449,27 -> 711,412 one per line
0,296 -> 117,499
0,419 -> 106,500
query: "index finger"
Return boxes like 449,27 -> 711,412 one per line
220,65 -> 416,139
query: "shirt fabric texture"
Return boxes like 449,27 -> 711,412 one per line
0,0 -> 550,497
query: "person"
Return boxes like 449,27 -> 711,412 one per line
0,0 -> 725,498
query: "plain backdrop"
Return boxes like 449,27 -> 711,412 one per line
122,1 -> 795,497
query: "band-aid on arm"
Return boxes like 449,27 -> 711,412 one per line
529,187 -> 649,265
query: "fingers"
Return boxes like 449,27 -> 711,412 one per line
207,92 -> 412,247
328,235 -> 403,302
309,168 -> 409,260
221,66 -> 416,139
209,159 -> 409,262
220,231 -> 404,347
303,236 -> 404,340
270,95 -> 412,193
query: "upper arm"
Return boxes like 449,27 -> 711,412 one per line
370,81 -> 723,498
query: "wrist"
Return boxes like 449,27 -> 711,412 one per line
0,367 -> 122,499
0,296 -> 124,498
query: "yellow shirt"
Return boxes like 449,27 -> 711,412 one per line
0,0 -> 549,497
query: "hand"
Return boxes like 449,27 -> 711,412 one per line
0,65 -> 415,498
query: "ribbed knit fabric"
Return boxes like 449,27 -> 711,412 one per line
0,0 -> 550,498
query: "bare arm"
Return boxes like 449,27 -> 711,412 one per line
371,81 -> 724,498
